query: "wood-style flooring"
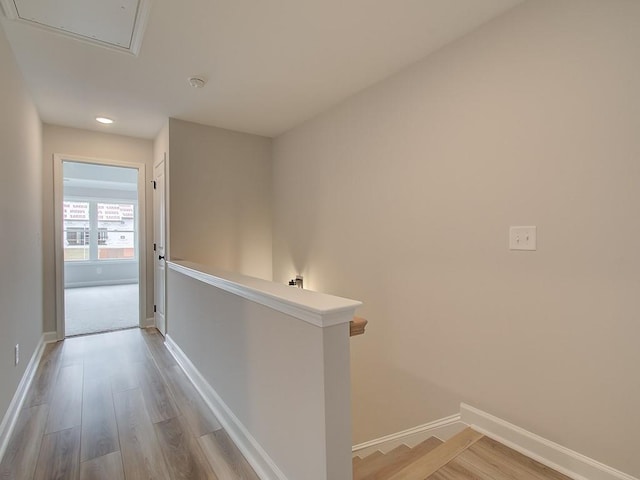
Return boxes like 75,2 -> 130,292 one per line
0,328 -> 260,480
355,427 -> 573,480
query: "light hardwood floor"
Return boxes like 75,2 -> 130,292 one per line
0,328 -> 260,480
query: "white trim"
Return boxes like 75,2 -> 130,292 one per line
352,414 -> 465,457
129,0 -> 153,56
460,404 -> 638,480
42,331 -> 58,344
0,0 -> 152,56
164,335 -> 288,480
65,279 -> 138,289
53,154 -> 147,340
0,333 -> 56,462
168,261 -> 361,328
0,0 -> 16,19
143,317 -> 155,328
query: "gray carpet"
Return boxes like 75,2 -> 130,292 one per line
64,284 -> 139,336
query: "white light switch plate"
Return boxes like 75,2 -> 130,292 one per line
509,226 -> 536,251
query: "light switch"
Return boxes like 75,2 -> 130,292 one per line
509,226 -> 536,251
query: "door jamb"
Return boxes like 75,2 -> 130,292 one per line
53,154 -> 147,340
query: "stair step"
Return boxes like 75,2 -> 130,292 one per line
356,427 -> 572,480
387,427 -> 484,480
360,451 -> 384,463
354,445 -> 410,480
354,437 -> 443,480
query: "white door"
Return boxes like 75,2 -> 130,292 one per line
153,157 -> 167,336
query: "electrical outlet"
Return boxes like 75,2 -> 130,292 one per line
14,344 -> 19,366
509,226 -> 537,251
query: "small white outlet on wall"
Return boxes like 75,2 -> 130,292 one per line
509,226 -> 537,251
14,344 -> 19,366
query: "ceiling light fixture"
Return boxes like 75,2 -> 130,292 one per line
96,116 -> 114,124
188,76 -> 207,88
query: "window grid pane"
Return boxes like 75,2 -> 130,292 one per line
97,203 -> 136,260
63,201 -> 90,261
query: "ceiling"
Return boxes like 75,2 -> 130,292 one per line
0,0 -> 523,139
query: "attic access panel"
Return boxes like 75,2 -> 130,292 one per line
0,0 -> 151,55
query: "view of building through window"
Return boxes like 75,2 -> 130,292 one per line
63,201 -> 136,261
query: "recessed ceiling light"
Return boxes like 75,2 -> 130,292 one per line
188,76 -> 207,88
96,116 -> 114,124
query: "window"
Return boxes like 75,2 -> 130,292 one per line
63,200 -> 136,261
97,203 -> 135,260
63,202 -> 90,261
66,228 -> 89,246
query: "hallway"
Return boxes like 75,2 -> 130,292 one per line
0,328 -> 259,480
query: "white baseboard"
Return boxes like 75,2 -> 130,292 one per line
143,317 -> 155,328
0,332 -> 55,462
461,403 -> 638,480
352,414 -> 466,457
43,331 -> 58,343
65,279 -> 138,288
164,335 -> 288,480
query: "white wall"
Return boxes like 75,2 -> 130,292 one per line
168,118 -> 272,280
166,264 -> 354,480
272,0 -> 640,476
42,124 -> 154,331
0,24 -> 43,421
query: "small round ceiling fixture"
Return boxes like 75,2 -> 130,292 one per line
188,76 -> 207,89
96,116 -> 114,124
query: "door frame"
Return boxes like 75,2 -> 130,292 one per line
153,154 -> 167,335
53,154 -> 147,340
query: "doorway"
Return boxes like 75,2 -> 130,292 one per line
54,156 -> 147,338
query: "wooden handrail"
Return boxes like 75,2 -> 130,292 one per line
350,317 -> 368,337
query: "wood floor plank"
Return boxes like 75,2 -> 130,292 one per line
388,428 -> 484,480
3,329 -> 257,480
360,451 -> 384,463
34,426 -> 81,480
459,437 -> 573,480
60,337 -> 87,367
142,329 -> 178,370
428,459 -> 484,480
113,387 -> 171,480
24,341 -> 63,407
46,364 -> 84,434
0,404 -> 49,480
110,359 -> 142,392
136,359 -> 179,424
83,351 -> 116,381
154,415 -> 218,479
199,429 -> 260,480
166,365 -> 222,436
79,451 -> 125,480
80,376 -> 119,462
451,449 -> 527,480
121,339 -> 153,365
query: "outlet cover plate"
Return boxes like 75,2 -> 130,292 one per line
509,226 -> 536,251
